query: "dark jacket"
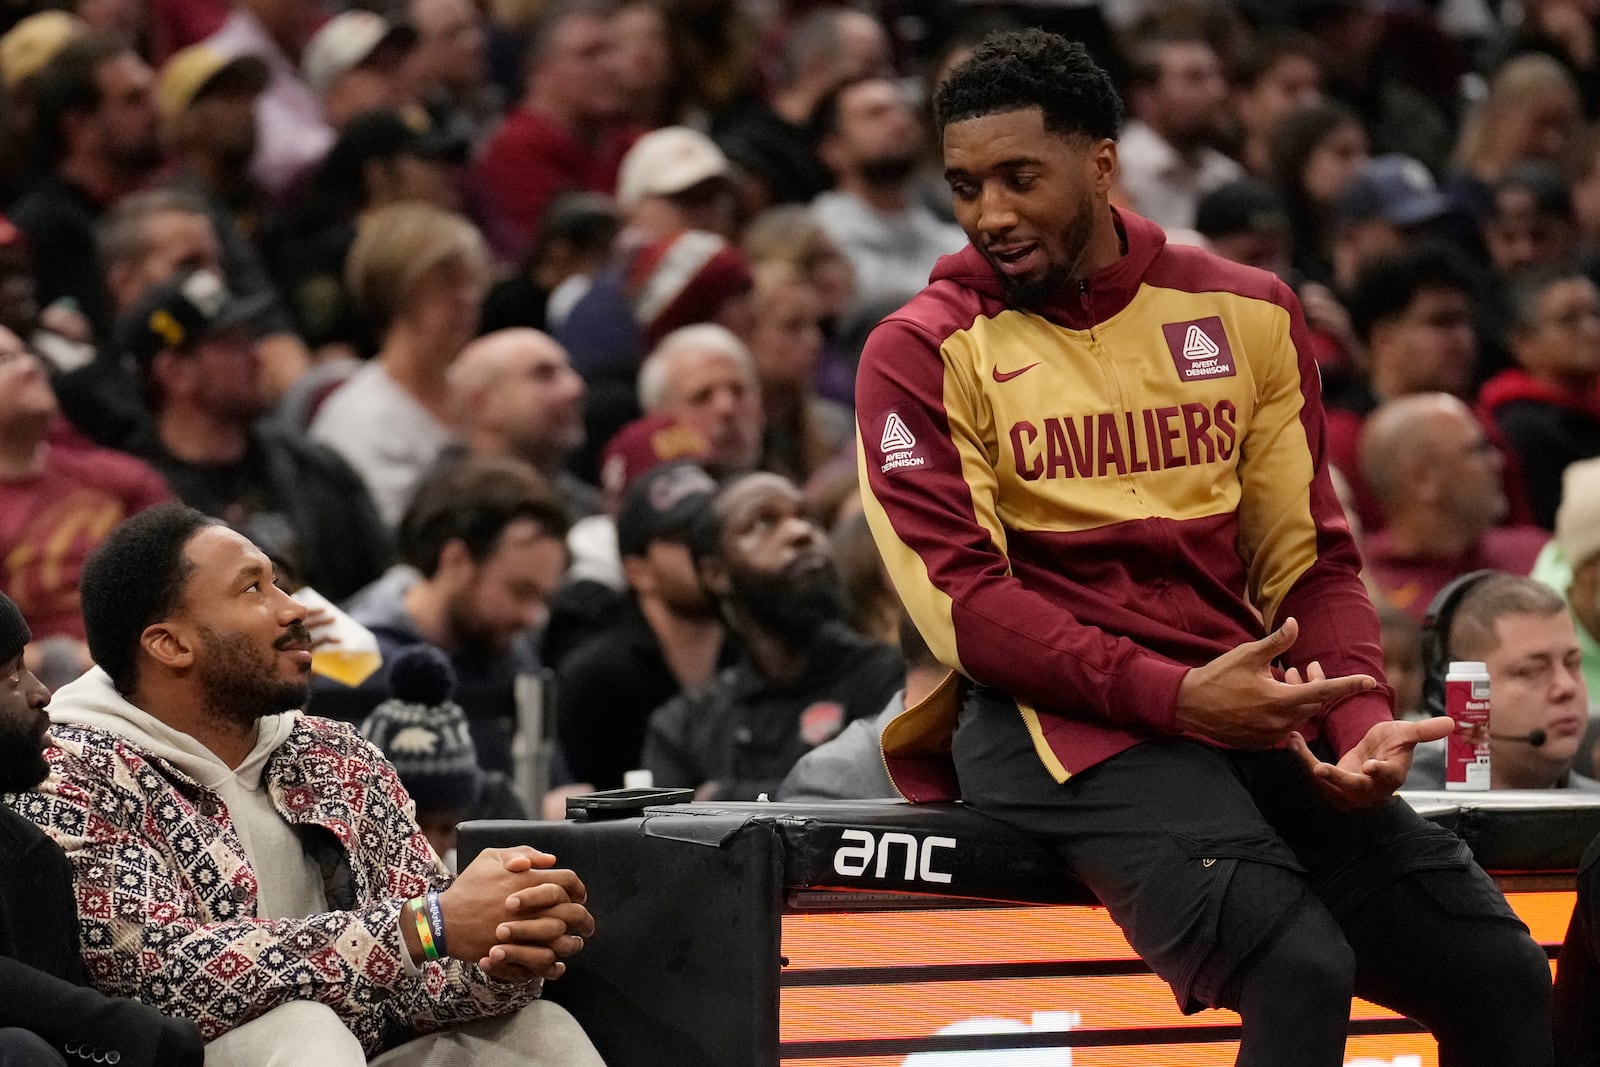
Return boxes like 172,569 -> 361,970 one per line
0,806 -> 203,1066
133,419 -> 392,602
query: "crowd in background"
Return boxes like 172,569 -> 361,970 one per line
4,0 -> 1600,821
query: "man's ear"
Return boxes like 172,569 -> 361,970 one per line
141,621 -> 194,672
1091,138 -> 1118,195
697,555 -> 731,600
435,538 -> 475,586
621,554 -> 653,595
816,134 -> 844,177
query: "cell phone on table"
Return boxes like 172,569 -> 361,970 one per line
565,787 -> 695,819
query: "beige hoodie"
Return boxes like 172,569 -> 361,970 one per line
49,667 -> 328,920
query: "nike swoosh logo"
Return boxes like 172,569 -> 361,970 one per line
992,362 -> 1041,383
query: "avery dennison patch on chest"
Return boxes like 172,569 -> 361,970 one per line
1161,315 -> 1237,381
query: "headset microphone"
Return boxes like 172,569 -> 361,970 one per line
1489,729 -> 1547,747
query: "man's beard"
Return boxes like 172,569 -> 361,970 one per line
728,560 -> 846,641
995,189 -> 1099,306
111,139 -> 164,177
444,588 -> 513,659
857,152 -> 920,189
196,623 -> 311,730
0,713 -> 49,793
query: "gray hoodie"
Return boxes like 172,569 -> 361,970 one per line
48,668 -> 328,919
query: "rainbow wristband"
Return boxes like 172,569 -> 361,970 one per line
409,897 -> 439,961
425,890 -> 449,959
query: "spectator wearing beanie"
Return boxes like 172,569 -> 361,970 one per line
556,230 -> 753,489
361,644 -> 524,870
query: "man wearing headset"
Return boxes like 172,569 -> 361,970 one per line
1407,569 -> 1600,791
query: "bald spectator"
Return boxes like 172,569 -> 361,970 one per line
638,323 -> 764,476
1480,266 -> 1600,529
474,0 -> 635,261
301,11 -> 418,133
449,329 -> 597,519
1360,393 -> 1548,620
13,34 -> 162,340
713,7 -> 889,211
202,0 -> 334,200
1117,28 -> 1243,230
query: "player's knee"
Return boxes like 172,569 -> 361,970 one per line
1253,918 -> 1356,1000
1212,863 -> 1354,1012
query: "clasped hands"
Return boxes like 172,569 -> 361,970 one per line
432,845 -> 595,984
1174,617 -> 1453,810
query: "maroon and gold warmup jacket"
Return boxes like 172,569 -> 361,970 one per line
857,210 -> 1393,801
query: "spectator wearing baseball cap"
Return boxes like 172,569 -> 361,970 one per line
0,11 -> 85,95
615,126 -> 740,240
301,11 -> 419,132
199,0 -> 334,200
542,413 -> 713,671
0,12 -> 87,209
1330,154 -> 1455,293
557,459 -> 733,791
119,268 -> 392,605
156,44 -> 313,403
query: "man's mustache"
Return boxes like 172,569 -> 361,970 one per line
274,622 -> 313,651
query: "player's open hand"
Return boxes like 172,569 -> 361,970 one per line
1174,618 -> 1377,749
1288,716 -> 1454,810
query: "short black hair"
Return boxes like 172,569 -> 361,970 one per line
31,32 -> 131,170
1347,243 -> 1480,345
397,456 -> 571,576
933,28 -> 1122,142
1493,160 -> 1574,222
79,504 -> 215,694
1507,260 -> 1593,334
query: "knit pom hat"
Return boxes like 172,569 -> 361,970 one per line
360,646 -> 483,813
627,230 -> 753,349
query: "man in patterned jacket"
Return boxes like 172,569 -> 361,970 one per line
7,503 -> 605,1065
856,29 -> 1551,1067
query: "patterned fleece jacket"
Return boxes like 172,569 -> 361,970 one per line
4,667 -> 539,1053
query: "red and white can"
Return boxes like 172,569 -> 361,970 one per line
1444,660 -> 1491,790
